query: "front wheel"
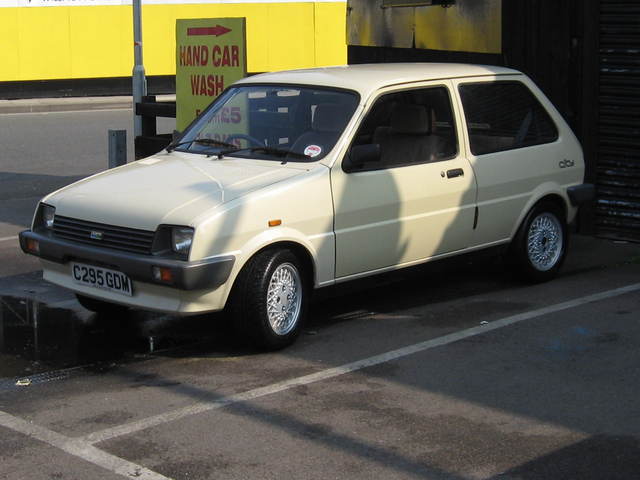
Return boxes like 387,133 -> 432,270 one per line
230,248 -> 309,350
508,202 -> 568,283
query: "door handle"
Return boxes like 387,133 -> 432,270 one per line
446,168 -> 464,179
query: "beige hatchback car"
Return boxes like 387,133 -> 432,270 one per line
21,64 -> 594,349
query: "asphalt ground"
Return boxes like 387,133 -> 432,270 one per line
2,234 -> 640,480
1,105 -> 640,479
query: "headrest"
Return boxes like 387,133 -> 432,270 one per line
313,104 -> 350,133
390,105 -> 431,135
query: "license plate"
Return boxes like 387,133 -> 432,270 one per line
71,262 -> 133,296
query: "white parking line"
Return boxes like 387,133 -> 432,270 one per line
0,235 -> 18,243
0,410 -> 172,480
83,282 -> 640,445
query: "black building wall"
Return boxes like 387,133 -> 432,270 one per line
350,1 -> 640,241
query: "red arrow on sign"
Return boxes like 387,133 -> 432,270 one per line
187,25 -> 232,37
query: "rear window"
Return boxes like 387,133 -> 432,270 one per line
459,81 -> 558,156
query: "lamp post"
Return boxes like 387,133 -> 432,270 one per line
132,0 -> 147,138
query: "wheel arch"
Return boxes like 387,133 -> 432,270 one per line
249,240 -> 316,288
220,238 -> 319,310
510,188 -> 572,240
533,193 -> 568,220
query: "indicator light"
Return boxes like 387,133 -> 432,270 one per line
26,238 -> 40,254
152,266 -> 174,283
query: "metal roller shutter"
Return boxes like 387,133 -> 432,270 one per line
596,0 -> 640,241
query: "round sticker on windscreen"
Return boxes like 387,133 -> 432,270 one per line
304,145 -> 322,158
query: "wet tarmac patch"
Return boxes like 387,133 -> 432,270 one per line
543,325 -> 621,357
0,295 -> 231,382
79,410 -> 135,426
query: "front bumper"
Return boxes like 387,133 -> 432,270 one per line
19,229 -> 234,291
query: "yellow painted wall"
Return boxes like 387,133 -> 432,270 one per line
0,2 -> 347,82
0,9 -> 20,82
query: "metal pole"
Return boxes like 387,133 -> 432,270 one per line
132,0 -> 147,139
31,301 -> 39,362
0,300 -> 4,353
108,130 -> 127,168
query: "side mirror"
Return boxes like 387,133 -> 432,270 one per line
344,144 -> 381,171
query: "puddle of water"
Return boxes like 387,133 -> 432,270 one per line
0,295 -> 228,380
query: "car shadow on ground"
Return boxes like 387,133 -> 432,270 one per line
0,249 -> 513,379
0,235 -> 634,378
489,435 -> 640,479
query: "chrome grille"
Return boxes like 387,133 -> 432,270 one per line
52,215 -> 154,255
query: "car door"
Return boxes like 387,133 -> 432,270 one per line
452,76 -> 565,247
331,82 -> 477,279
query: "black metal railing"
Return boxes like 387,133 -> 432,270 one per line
134,95 -> 176,159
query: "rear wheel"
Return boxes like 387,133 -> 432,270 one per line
509,201 -> 568,283
230,248 -> 308,350
75,294 -> 128,315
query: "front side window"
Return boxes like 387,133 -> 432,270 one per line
176,85 -> 359,162
459,81 -> 559,156
348,86 -> 458,171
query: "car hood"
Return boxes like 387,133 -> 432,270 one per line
48,152 -> 310,230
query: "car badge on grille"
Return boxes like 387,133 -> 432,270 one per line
90,230 -> 104,240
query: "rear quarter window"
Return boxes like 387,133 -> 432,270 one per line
459,81 -> 559,156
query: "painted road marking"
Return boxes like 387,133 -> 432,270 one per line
0,410 -> 172,480
83,282 -> 640,445
0,235 -> 18,243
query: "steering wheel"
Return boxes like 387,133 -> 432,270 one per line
225,134 -> 265,147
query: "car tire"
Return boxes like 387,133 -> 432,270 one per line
75,294 -> 128,315
509,201 -> 568,283
230,248 -> 308,350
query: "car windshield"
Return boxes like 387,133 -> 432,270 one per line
174,85 -> 359,161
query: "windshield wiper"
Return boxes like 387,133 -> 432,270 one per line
218,146 -> 311,163
166,138 -> 237,153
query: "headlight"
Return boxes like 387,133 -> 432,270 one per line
171,227 -> 194,256
41,204 -> 55,229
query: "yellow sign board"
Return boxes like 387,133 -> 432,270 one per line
176,17 -> 247,131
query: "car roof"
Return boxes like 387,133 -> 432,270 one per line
236,63 -> 521,100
